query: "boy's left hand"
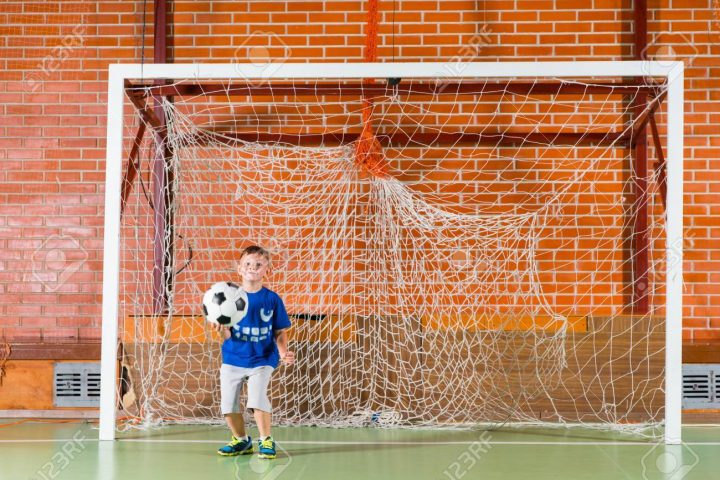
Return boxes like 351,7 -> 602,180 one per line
280,350 -> 295,365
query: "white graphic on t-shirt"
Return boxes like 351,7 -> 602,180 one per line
260,308 -> 273,323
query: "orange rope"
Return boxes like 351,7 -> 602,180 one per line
0,336 -> 10,386
355,115 -> 387,177
0,419 -> 30,428
364,0 -> 379,63
354,0 -> 388,177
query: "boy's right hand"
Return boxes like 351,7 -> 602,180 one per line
208,322 -> 231,339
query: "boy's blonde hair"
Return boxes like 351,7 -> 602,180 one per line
239,245 -> 270,262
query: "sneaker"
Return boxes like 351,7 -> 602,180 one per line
257,436 -> 276,459
218,435 -> 253,456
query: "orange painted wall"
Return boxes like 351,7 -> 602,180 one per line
0,0 -> 719,343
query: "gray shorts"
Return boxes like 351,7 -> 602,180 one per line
220,364 -> 274,414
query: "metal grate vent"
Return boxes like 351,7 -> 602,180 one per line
682,364 -> 720,409
53,362 -> 101,407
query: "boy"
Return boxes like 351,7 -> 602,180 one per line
209,245 -> 295,459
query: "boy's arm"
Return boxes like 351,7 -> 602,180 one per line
275,328 -> 295,365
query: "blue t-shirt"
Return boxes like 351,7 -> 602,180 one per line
221,287 -> 291,369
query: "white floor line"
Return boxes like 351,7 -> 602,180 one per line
117,439 -> 720,446
2,439 -> 720,446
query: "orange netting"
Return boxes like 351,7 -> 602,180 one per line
354,0 -> 388,177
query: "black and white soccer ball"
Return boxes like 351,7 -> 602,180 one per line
202,281 -> 248,327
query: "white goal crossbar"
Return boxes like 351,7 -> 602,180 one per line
101,62 -> 684,442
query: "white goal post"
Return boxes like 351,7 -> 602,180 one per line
100,61 -> 684,443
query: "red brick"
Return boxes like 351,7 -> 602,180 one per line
9,305 -> 42,316
24,138 -> 59,148
7,105 -> 42,115
7,216 -> 43,226
7,149 -> 45,159
42,327 -> 80,341
3,327 -> 42,342
249,2 -> 286,12
0,317 -> 21,327
44,305 -> 80,316
78,327 -> 102,341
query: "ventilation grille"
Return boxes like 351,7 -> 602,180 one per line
54,362 -> 101,407
682,364 -> 720,409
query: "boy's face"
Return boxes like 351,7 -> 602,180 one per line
237,253 -> 269,282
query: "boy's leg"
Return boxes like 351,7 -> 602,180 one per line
246,366 -> 276,459
218,365 -> 254,456
225,413 -> 246,439
219,412 -> 253,456
246,366 -> 274,438
253,409 -> 271,438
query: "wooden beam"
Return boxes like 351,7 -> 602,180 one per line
152,0 -> 173,315
631,0 -> 650,314
630,89 -> 668,142
124,85 -> 163,130
683,340 -> 720,363
186,129 -> 630,148
8,343 -> 102,361
120,122 -> 147,217
635,0 -> 648,62
649,113 -> 667,209
128,80 -> 663,98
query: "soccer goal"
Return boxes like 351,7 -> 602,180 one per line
100,62 -> 684,443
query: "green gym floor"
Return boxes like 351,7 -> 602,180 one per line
1,420 -> 719,480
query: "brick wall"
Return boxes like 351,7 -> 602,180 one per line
0,0 -> 718,343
